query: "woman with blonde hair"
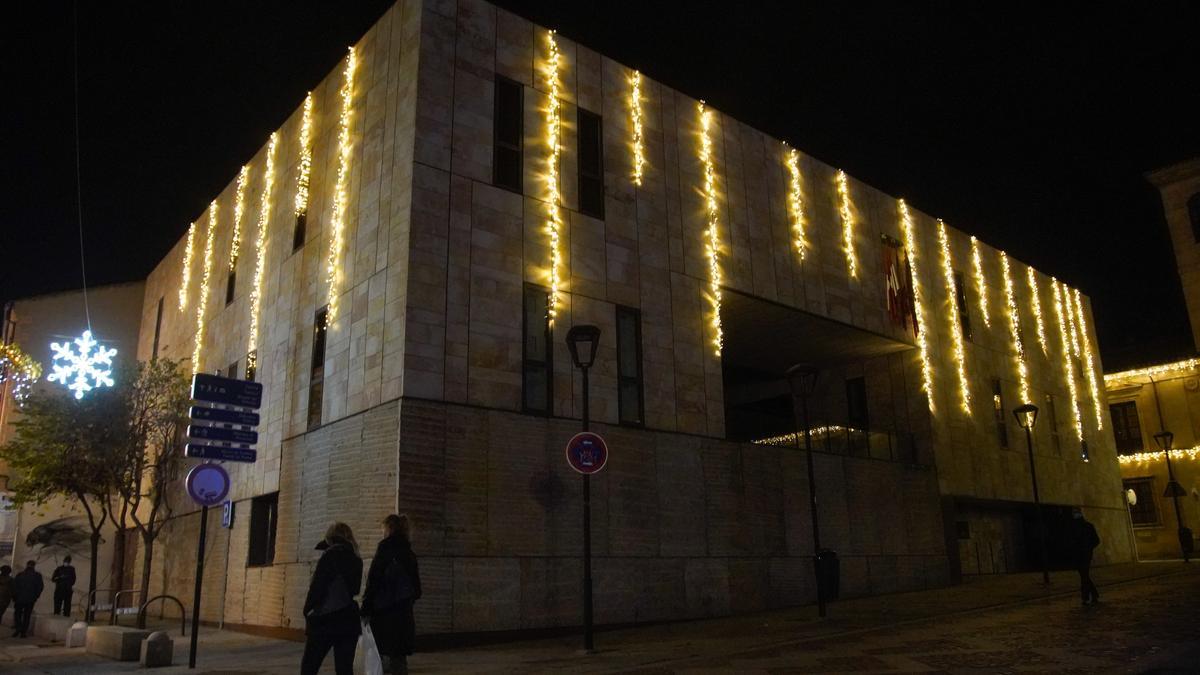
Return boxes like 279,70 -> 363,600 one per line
361,514 -> 421,675
301,522 -> 363,675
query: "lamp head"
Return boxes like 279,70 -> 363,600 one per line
566,324 -> 601,369
1013,403 -> 1038,430
784,365 -> 819,398
1153,430 -> 1174,452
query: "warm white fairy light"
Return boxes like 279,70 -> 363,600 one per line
294,92 -> 314,218
229,165 -> 249,271
1052,279 -> 1083,441
178,222 -> 196,310
937,220 -> 971,413
1118,446 -> 1200,465
1064,284 -> 1082,358
544,31 -> 565,322
0,343 -> 41,404
785,146 -> 808,261
1026,266 -> 1048,355
1073,288 -> 1104,431
248,133 -> 278,364
900,200 -> 934,413
325,47 -> 357,327
836,170 -> 858,278
629,70 -> 645,187
753,425 -> 864,447
193,201 -> 217,374
1106,357 -> 1200,383
1000,252 -> 1030,405
699,102 -> 724,355
970,236 -> 990,327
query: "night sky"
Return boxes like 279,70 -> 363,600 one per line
3,1 -> 1198,370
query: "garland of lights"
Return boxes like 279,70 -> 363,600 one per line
178,222 -> 196,311
836,170 -> 858,278
899,200 -> 934,413
325,47 -> 357,326
1073,287 -> 1104,431
785,146 -> 808,261
698,102 -> 724,355
1118,446 -> 1200,465
295,92 -> 314,219
229,165 -> 249,271
1026,266 -> 1048,355
1000,252 -> 1030,405
0,343 -> 42,404
937,220 -> 971,413
1052,279 -> 1084,442
1064,283 -> 1082,358
247,133 -> 278,369
753,425 -> 866,447
544,32 -> 565,322
629,70 -> 645,187
970,236 -> 990,327
1106,357 -> 1200,383
193,201 -> 217,374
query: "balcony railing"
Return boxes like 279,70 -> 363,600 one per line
752,424 -> 921,464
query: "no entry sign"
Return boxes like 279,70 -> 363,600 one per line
565,432 -> 608,475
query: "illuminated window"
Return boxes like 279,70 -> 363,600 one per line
577,108 -> 605,218
522,284 -> 552,415
1124,477 -> 1159,526
1189,193 -> 1200,243
954,270 -> 972,342
616,306 -> 643,426
308,306 -> 328,430
494,77 -> 523,193
1109,401 -> 1142,455
247,493 -> 278,566
993,378 -> 1008,448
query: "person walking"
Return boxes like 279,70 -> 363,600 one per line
1069,507 -> 1101,605
301,522 -> 363,675
0,565 -> 13,627
362,514 -> 421,675
11,560 -> 44,638
51,556 -> 76,617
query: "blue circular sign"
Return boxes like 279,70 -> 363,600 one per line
565,432 -> 608,475
186,463 -> 231,507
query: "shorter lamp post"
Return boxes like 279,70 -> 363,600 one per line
1153,431 -> 1192,563
1014,403 -> 1050,585
566,324 -> 601,651
785,365 -> 826,618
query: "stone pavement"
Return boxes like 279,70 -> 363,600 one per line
1,562 -> 1196,673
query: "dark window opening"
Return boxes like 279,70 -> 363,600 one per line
308,306 -> 328,430
1044,393 -> 1061,455
151,297 -> 164,359
226,361 -> 239,381
225,269 -> 237,306
954,270 -> 972,341
956,521 -> 971,539
522,284 -> 552,415
293,212 -> 307,252
1189,193 -> 1200,243
616,306 -> 644,426
245,350 -> 258,382
493,77 -> 523,193
577,108 -> 605,218
247,493 -> 279,566
846,377 -> 868,431
1109,401 -> 1143,455
993,378 -> 1008,448
1124,477 -> 1160,526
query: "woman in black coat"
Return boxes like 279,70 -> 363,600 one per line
362,514 -> 421,675
301,522 -> 363,675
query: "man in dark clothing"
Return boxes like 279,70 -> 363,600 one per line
1069,508 -> 1101,605
362,514 -> 421,675
51,556 -> 76,617
0,565 -> 13,626
11,560 -> 44,638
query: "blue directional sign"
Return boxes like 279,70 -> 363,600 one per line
185,444 -> 258,463
190,406 -> 260,427
187,425 -> 258,445
191,373 -> 263,410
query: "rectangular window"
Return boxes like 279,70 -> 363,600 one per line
953,270 -> 972,341
245,350 -> 258,382
522,285 -> 552,414
616,306 -> 644,426
1124,477 -> 1160,526
225,269 -> 237,306
993,378 -> 1008,448
846,377 -> 868,430
577,108 -> 605,218
151,297 -> 164,359
1044,393 -> 1061,455
247,493 -> 279,566
308,306 -> 328,429
293,212 -> 306,252
1109,401 -> 1143,455
493,77 -> 523,193
226,360 -> 239,381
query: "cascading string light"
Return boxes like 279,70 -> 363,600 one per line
1052,279 -> 1084,441
544,31 -> 565,322
970,236 -> 990,327
836,169 -> 858,278
294,93 -> 314,220
1000,251 -> 1030,405
248,133 -> 279,370
229,165 -> 249,270
1026,266 -> 1048,355
784,146 -> 808,261
1073,287 -> 1104,430
1064,283 -> 1082,358
325,47 -> 357,327
178,222 -> 196,310
1106,357 -> 1200,383
1118,446 -> 1200,465
900,201 -> 934,413
629,69 -> 645,187
937,220 -> 971,413
698,102 -> 724,355
193,201 -> 218,374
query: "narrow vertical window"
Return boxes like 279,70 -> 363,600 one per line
577,108 -> 605,218
292,212 -> 306,252
308,306 -> 328,429
954,270 -> 972,342
494,77 -> 524,193
247,493 -> 279,566
225,269 -> 237,306
1044,393 -> 1061,455
616,306 -> 644,426
1109,401 -> 1142,455
226,360 -> 239,381
993,378 -> 1008,448
522,284 -> 552,414
846,377 -> 868,429
151,296 -> 164,360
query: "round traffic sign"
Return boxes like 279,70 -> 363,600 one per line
186,463 -> 231,507
565,432 -> 608,475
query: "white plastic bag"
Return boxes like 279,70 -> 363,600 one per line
355,622 -> 384,675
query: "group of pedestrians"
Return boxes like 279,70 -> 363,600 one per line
302,513 -> 421,675
0,557 -> 77,638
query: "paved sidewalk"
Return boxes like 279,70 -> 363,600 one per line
0,562 -> 1196,673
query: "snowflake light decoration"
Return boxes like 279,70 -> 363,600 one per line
47,330 -> 117,399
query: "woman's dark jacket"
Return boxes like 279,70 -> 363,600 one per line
302,538 -> 363,637
361,534 -> 421,656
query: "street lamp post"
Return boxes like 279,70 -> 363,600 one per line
567,324 -> 601,652
786,365 -> 826,618
1014,403 -> 1050,585
1153,431 -> 1192,563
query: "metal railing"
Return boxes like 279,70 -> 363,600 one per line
87,588 -> 132,622
137,595 -> 187,636
109,589 -> 145,625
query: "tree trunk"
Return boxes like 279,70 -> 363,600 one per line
112,528 -> 126,599
137,534 -> 154,629
87,530 -> 100,622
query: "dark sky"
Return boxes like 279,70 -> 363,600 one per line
3,1 -> 1198,370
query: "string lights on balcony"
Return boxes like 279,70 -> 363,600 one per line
294,92 -> 314,219
178,222 -> 196,310
1026,266 -> 1048,355
229,165 -> 249,271
192,201 -> 218,374
1073,287 -> 1104,430
937,220 -> 971,413
836,169 -> 858,278
970,236 -> 990,327
248,133 -> 278,364
900,200 -> 934,413
325,47 -> 357,327
629,70 -> 645,187
1000,252 -> 1030,405
544,31 -> 565,322
699,102 -> 724,355
785,146 -> 808,261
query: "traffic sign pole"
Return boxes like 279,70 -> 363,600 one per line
581,366 -> 593,653
189,504 -> 208,669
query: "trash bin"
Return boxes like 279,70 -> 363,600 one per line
815,549 -> 840,601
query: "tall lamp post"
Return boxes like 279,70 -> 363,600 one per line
1153,431 -> 1192,563
786,365 -> 826,618
1014,403 -> 1050,585
566,324 -> 601,651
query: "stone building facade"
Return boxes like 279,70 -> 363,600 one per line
119,0 -> 1129,636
